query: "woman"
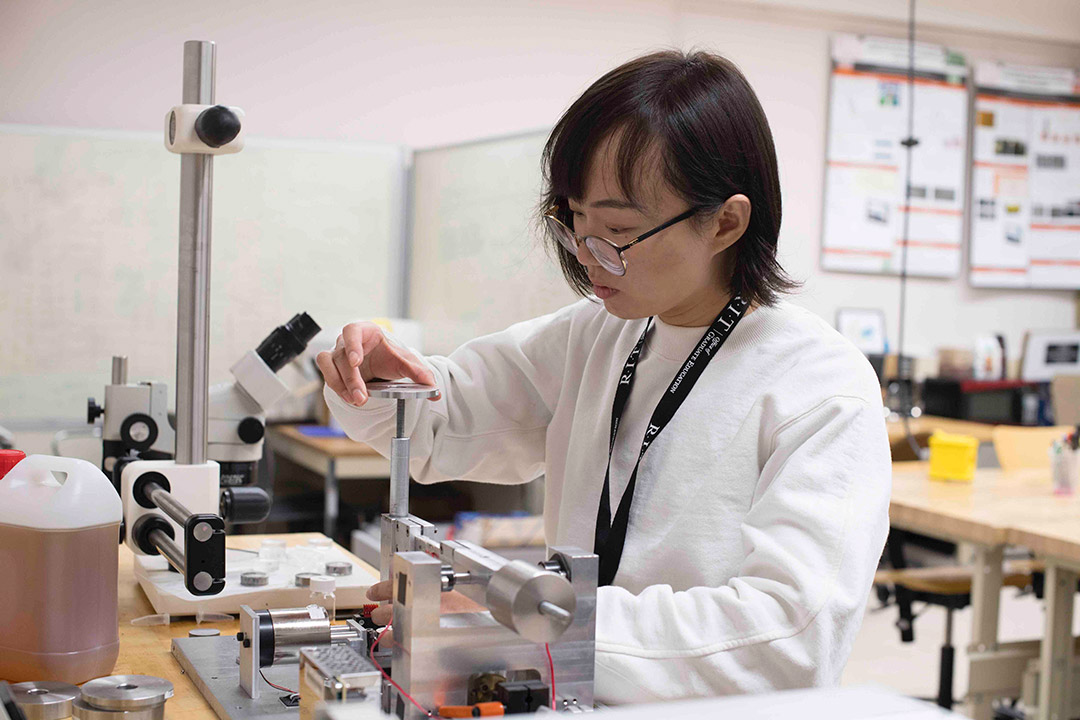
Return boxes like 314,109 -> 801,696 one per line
317,50 -> 890,704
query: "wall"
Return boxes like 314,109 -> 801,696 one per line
2,0 -> 1079,428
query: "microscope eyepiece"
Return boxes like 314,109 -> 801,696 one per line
255,312 -> 321,372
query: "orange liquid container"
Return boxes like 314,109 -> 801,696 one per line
0,454 -> 122,682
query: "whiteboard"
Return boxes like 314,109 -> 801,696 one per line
0,125 -> 408,421
968,62 -> 1080,289
409,132 -> 579,355
821,34 -> 968,278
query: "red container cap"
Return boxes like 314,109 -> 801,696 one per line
0,449 -> 26,479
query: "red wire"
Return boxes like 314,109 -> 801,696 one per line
259,669 -> 296,695
371,625 -> 434,717
545,643 -> 556,710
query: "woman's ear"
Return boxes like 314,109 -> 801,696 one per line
709,194 -> 751,255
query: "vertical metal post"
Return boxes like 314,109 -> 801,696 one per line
175,40 -> 215,466
389,399 -> 409,517
111,356 -> 128,385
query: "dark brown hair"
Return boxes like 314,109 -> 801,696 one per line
540,50 -> 797,307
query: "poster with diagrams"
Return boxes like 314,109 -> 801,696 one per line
822,34 -> 968,277
969,63 -> 1080,289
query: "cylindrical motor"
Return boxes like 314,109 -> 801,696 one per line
485,560 -> 576,644
255,607 -> 332,667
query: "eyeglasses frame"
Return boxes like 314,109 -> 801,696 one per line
543,202 -> 701,276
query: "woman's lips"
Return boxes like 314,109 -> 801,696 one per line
593,284 -> 618,300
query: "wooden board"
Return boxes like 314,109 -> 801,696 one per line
113,533 -> 375,720
268,426 -> 382,458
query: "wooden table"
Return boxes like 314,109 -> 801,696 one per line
113,532 -> 376,720
887,416 -> 997,459
890,462 -> 1080,720
266,425 -> 389,537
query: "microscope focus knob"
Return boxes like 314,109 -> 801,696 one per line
87,397 -> 105,424
194,105 -> 242,148
237,417 -> 265,444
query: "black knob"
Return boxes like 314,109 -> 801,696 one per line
220,486 -> 272,524
237,417 -> 265,444
87,398 -> 104,424
194,105 -> 241,148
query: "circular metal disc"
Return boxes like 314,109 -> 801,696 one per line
72,698 -> 164,720
486,560 -> 576,644
188,628 -> 220,637
294,571 -> 320,587
365,381 -> 439,400
240,571 -> 269,587
11,682 -> 80,720
324,561 -> 353,576
80,676 -> 173,711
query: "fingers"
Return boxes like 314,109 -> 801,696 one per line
366,580 -> 391,601
371,605 -> 392,627
333,335 -> 367,406
315,351 -> 345,397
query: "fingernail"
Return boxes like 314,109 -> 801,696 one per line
348,352 -> 360,366
353,390 -> 365,404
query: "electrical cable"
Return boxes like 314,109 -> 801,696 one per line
259,669 -> 296,695
370,625 -> 434,718
898,0 -> 924,461
544,643 -> 556,710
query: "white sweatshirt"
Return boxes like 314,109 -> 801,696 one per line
325,298 -> 892,704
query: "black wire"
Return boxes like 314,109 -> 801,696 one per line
899,0 -> 922,460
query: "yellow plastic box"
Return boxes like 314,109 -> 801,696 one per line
928,431 -> 979,483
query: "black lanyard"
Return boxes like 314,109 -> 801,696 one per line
593,296 -> 749,587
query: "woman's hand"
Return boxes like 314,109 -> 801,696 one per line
316,322 -> 439,406
365,579 -> 485,628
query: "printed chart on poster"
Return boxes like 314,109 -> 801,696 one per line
822,34 -> 968,277
969,63 -> 1080,289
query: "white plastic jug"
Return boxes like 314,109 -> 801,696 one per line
0,454 -> 122,682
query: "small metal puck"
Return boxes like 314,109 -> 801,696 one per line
294,572 -> 320,587
240,571 -> 269,587
79,676 -> 173,711
72,698 -> 164,720
11,682 -> 80,720
324,561 -> 353,576
188,628 -> 220,637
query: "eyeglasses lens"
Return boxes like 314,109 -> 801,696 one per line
585,237 -> 625,276
545,215 -> 578,256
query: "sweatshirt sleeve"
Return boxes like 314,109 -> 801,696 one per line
324,302 -> 584,485
592,394 -> 891,703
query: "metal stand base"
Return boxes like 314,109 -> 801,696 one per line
171,637 -> 385,720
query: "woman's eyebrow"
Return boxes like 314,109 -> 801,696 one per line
589,198 -> 642,211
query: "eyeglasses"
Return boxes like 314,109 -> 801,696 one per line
543,202 -> 699,277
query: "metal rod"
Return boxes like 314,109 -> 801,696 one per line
389,435 -> 409,517
175,40 -> 215,466
538,601 -> 573,624
149,528 -> 185,572
147,482 -> 196,527
395,399 -> 405,437
111,356 -> 128,385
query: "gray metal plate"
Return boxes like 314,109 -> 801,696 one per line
171,638 -> 386,720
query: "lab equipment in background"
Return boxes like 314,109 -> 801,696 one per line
973,335 -> 1006,380
172,382 -> 597,719
0,455 -> 122,682
922,378 -> 1043,425
928,432 -> 978,483
1021,330 -> 1080,382
1051,430 -> 1080,495
9,683 -> 80,720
